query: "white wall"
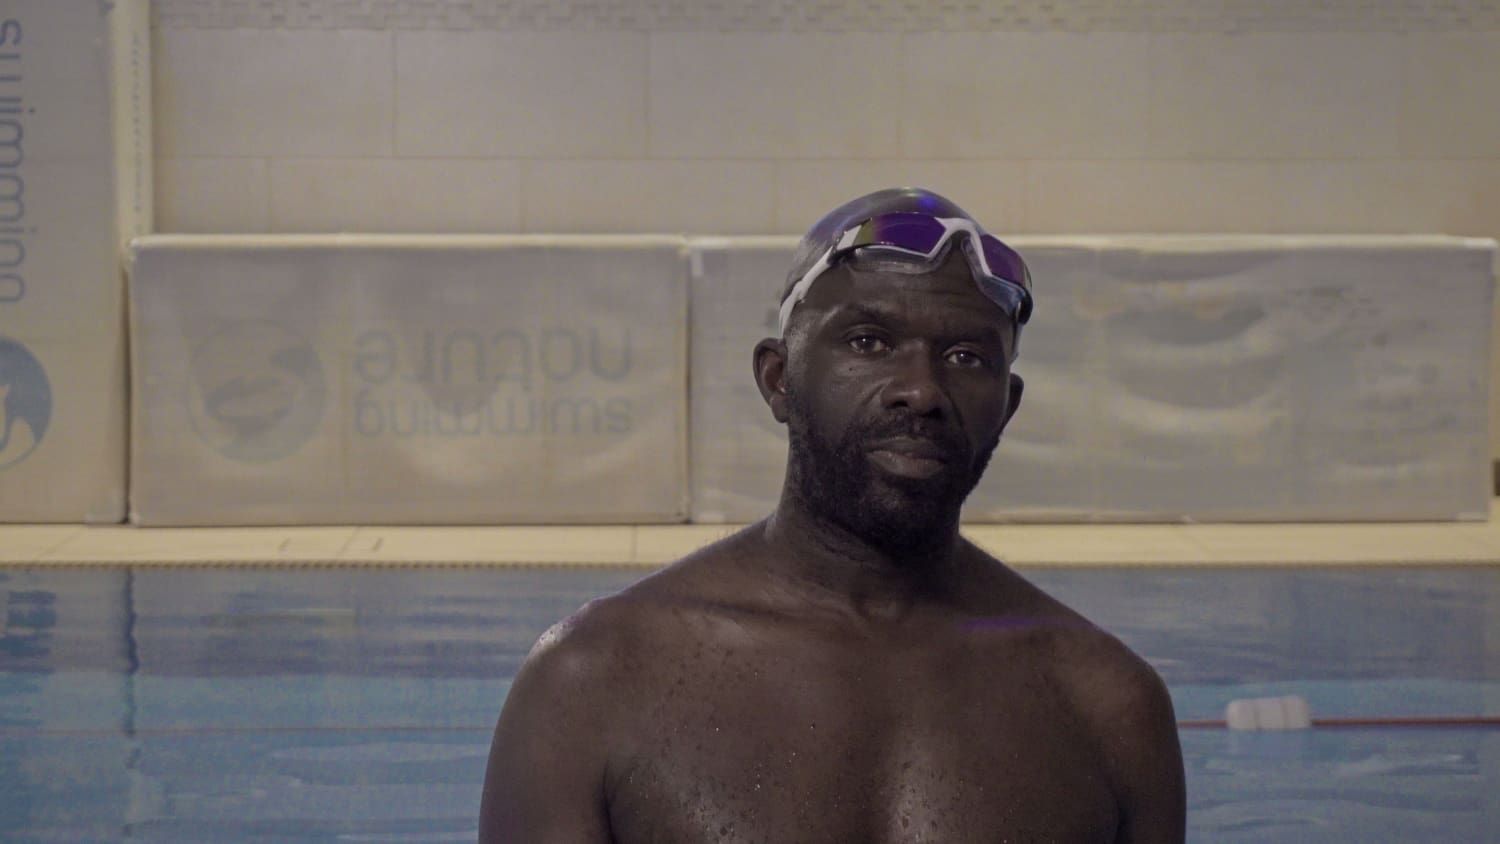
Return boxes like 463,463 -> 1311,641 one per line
149,1 -> 1500,240
148,0 -> 1500,454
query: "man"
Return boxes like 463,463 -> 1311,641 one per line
480,188 -> 1186,842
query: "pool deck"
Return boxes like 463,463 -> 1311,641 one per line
5,500 -> 1500,567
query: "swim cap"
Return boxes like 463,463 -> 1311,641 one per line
780,188 -> 1032,351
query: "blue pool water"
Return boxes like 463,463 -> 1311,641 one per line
1,565 -> 1497,842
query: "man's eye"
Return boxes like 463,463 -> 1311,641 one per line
946,349 -> 986,368
848,335 -> 889,354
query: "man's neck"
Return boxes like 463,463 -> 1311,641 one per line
759,487 -> 966,622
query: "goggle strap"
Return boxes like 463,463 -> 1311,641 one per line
777,216 -> 1027,337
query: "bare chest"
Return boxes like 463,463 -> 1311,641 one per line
605,636 -> 1119,843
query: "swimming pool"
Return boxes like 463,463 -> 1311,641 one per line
2,565 -> 1497,842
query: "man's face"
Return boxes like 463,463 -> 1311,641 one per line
773,247 -> 1022,551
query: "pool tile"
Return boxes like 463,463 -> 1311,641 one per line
396,31 -> 647,158
1260,160 -> 1500,237
157,30 -> 395,157
964,524 -> 1206,566
38,527 -> 356,564
1443,524 -> 1500,561
1400,32 -> 1500,158
1025,160 -> 1276,234
156,157 -> 273,233
270,158 -> 523,233
1181,523 -> 1496,565
902,32 -> 1151,159
342,526 -> 634,565
1147,32 -> 1402,160
0,526 -> 85,562
632,524 -> 740,565
648,33 -> 902,159
5,506 -> 1500,568
773,160 -> 1027,236
520,160 -> 776,235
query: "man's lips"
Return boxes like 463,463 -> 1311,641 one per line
866,436 -> 953,461
865,436 -> 958,480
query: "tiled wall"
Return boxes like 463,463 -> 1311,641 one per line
151,0 -> 1500,239
150,0 -> 1500,451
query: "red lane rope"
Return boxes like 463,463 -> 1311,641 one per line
4,717 -> 1500,738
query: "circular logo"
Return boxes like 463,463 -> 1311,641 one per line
187,321 -> 326,462
0,335 -> 51,470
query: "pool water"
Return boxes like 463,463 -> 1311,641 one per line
2,566 -> 1497,842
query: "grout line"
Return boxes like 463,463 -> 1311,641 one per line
389,30 -> 399,157
260,155 -> 275,231
37,526 -> 88,560
1175,528 -> 1220,561
334,528 -> 362,561
30,527 -> 86,563
642,30 -> 655,161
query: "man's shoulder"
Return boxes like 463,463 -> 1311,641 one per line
1034,612 -> 1179,789
1022,593 -> 1185,830
958,557 -> 1185,835
961,552 -> 1172,733
511,593 -> 640,700
1053,623 -> 1172,723
624,522 -> 771,610
518,526 -> 764,685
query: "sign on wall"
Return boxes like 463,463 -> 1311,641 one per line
129,236 -> 687,525
0,0 -> 150,522
689,236 -> 1496,523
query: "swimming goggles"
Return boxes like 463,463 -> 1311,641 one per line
777,213 -> 1033,342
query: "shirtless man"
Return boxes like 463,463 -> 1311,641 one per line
480,188 -> 1186,842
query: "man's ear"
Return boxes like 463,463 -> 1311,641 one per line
753,338 -> 790,424
1000,372 -> 1024,431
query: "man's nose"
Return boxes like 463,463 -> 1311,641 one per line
882,348 -> 949,418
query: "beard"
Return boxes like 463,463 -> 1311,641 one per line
783,383 -> 998,554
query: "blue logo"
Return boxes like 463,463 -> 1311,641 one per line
187,321 -> 326,462
0,336 -> 50,470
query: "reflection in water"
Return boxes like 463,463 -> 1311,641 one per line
0,566 -> 1496,842
8,567 -> 1493,683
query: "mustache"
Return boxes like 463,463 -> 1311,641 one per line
848,413 -> 968,458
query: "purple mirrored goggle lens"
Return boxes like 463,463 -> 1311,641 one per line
847,213 -> 1032,324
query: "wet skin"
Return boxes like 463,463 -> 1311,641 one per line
480,250 -> 1186,843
